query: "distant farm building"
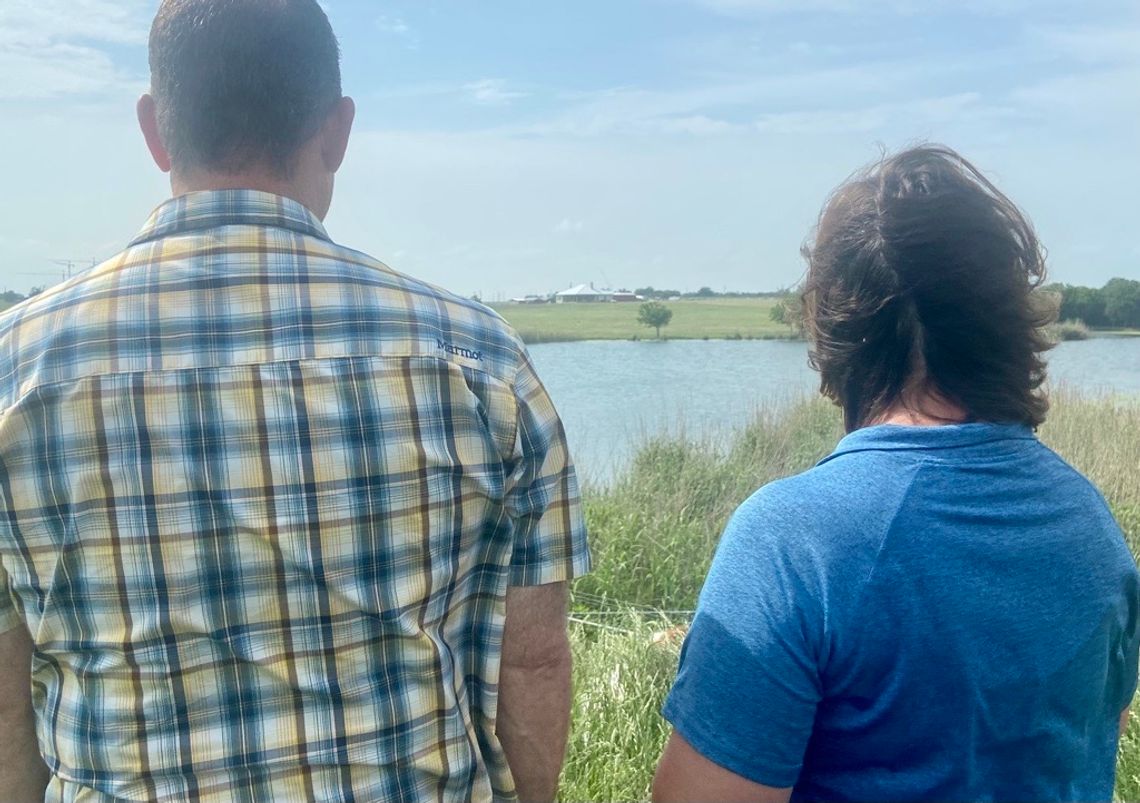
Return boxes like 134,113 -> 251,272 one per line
611,291 -> 644,303
508,294 -> 549,304
555,283 -> 614,303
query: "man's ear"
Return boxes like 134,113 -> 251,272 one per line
137,94 -> 173,173
320,96 -> 355,174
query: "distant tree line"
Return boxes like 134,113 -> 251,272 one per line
766,277 -> 1140,337
0,287 -> 42,312
1044,278 -> 1140,329
635,285 -> 786,300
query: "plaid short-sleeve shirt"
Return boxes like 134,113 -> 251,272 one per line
0,191 -> 590,802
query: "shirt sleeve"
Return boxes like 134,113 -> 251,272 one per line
663,490 -> 824,788
503,350 -> 591,586
0,562 -> 20,634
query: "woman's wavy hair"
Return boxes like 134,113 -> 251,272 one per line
802,145 -> 1055,432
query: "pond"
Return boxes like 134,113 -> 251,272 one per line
527,337 -> 1140,482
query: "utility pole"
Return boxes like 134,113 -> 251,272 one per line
49,258 -> 98,282
16,257 -> 98,295
50,259 -> 75,281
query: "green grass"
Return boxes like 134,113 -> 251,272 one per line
563,614 -> 680,803
490,297 -> 794,343
564,393 -> 1140,801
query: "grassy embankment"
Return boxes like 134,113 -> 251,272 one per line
562,393 -> 1140,801
490,297 -> 790,343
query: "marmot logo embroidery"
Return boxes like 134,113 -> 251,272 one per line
437,338 -> 484,361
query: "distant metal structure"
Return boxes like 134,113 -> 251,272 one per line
50,258 -> 99,281
13,258 -> 98,295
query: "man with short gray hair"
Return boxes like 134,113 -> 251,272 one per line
0,2 -> 589,800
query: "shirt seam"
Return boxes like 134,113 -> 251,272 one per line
835,460 -> 925,671
0,352 -> 519,421
129,218 -> 331,248
822,442 -> 1041,468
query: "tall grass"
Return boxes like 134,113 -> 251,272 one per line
1039,392 -> 1140,551
575,398 -> 841,612
564,393 -> 1140,801
563,614 -> 681,802
1047,319 -> 1092,342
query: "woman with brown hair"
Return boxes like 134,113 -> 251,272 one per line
653,145 -> 1139,802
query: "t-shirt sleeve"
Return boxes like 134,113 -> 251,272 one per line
663,490 -> 825,788
0,562 -> 20,634
503,350 -> 591,586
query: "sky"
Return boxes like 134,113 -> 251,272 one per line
0,1 -> 1137,299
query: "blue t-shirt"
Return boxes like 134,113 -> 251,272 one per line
664,423 -> 1140,802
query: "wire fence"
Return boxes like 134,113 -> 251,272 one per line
569,589 -> 695,634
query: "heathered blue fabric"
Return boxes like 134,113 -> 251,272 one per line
664,422 -> 1139,802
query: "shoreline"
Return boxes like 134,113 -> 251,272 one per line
517,331 -> 1137,346
518,332 -> 805,345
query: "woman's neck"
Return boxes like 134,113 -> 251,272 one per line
870,392 -> 969,427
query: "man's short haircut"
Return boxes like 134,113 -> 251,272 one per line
149,0 -> 342,176
802,145 -> 1054,431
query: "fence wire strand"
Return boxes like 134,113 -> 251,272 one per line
569,590 -> 695,634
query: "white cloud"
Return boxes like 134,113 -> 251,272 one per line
688,0 -> 1127,15
554,218 -> 585,234
0,0 -> 149,100
1027,25 -> 1140,66
492,60 -> 978,139
0,42 -> 132,100
0,0 -> 149,46
465,79 -> 528,106
372,78 -> 532,109
692,0 -> 861,11
753,92 -> 994,135
506,67 -> 883,137
1010,67 -> 1140,119
657,115 -> 740,135
377,16 -> 411,36
376,15 -> 419,48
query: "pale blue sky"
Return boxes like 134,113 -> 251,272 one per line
1,0 -> 1137,298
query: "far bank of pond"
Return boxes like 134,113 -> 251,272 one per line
491,297 -> 792,343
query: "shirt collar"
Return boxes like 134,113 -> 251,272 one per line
129,189 -> 331,247
820,421 -> 1037,465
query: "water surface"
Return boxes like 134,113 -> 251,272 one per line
528,338 -> 1140,481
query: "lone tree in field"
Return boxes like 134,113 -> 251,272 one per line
638,301 -> 673,339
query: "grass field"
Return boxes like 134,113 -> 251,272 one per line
490,297 -> 792,343
563,393 -> 1140,801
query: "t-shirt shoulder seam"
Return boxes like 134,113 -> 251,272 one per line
844,461 -> 926,642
